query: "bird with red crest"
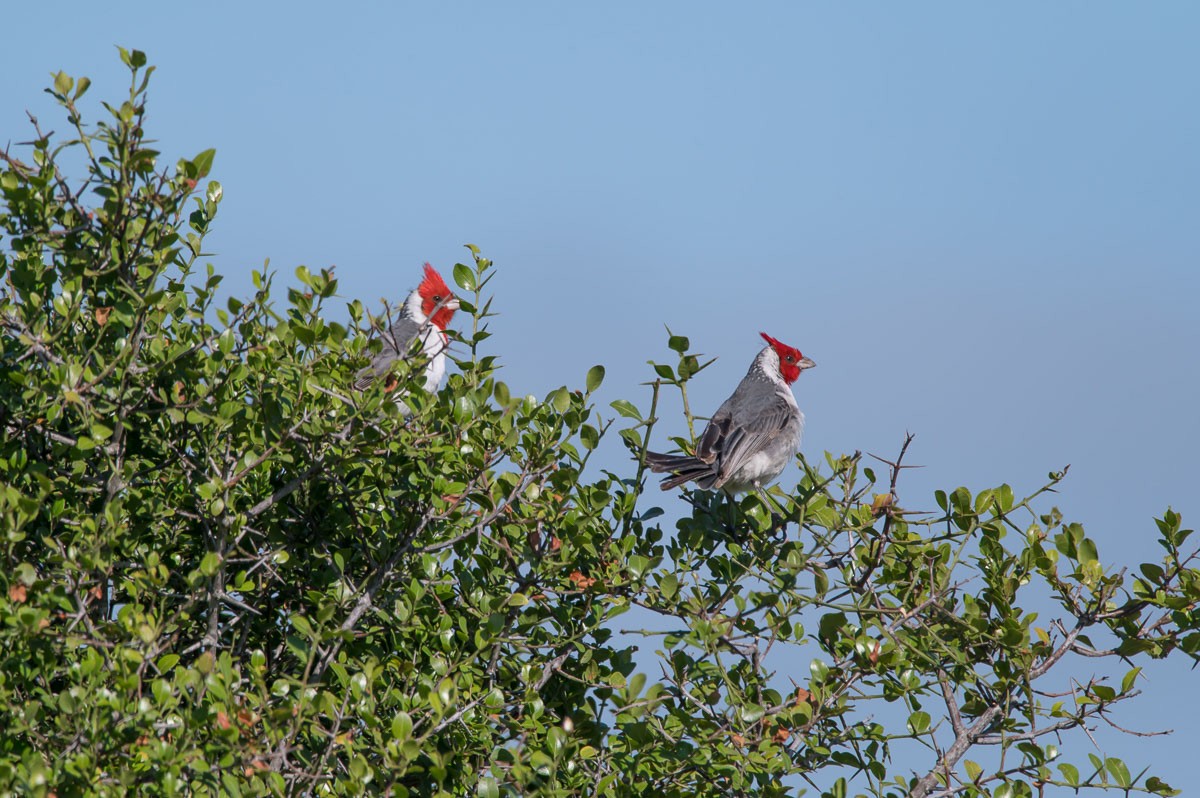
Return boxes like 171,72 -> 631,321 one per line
354,263 -> 460,405
645,332 -> 815,494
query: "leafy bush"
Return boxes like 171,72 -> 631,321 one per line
1,51 -> 1196,797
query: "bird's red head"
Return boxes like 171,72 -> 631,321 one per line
417,263 -> 458,330
760,332 -> 813,384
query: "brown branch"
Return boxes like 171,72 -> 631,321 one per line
1029,620 -> 1087,680
1099,710 -> 1172,737
853,432 -> 916,590
937,668 -> 965,736
909,702 -> 1005,798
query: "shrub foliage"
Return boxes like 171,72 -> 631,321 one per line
2,52 -> 1197,797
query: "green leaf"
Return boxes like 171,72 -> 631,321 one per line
437,678 -> 455,708
652,363 -> 675,380
812,568 -> 828,598
580,424 -> 600,450
906,710 -> 931,734
549,387 -> 571,413
586,365 -> 605,393
611,399 -> 642,421
54,71 -> 74,96
639,506 -> 663,522
1106,757 -> 1132,789
192,148 -> 216,178
291,615 -> 314,638
950,486 -> 972,514
996,483 -> 1015,512
453,262 -> 476,292
199,552 -> 221,576
392,712 -> 413,741
494,381 -> 511,406
668,334 -> 690,353
1058,763 -> 1080,786
619,428 -> 643,450
1144,776 -> 1177,796
964,760 -> 982,782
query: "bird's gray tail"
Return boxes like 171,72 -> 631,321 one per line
644,451 -> 719,491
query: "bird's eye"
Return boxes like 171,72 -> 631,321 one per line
433,295 -> 443,302
786,355 -> 794,363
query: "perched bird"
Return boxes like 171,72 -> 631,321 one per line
354,263 -> 460,398
645,333 -> 815,493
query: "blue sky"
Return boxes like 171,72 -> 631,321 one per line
4,2 -> 1198,791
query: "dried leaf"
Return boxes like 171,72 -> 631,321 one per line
568,570 -> 597,589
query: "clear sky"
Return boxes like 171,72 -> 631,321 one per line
4,2 -> 1198,791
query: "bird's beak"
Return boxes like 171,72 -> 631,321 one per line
445,297 -> 461,312
798,356 -> 816,370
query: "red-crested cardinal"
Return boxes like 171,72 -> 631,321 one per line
645,333 -> 815,493
354,263 -> 459,398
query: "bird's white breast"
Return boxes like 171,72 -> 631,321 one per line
419,328 -> 449,393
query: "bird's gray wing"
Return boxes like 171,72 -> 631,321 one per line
353,316 -> 424,390
698,392 -> 798,485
